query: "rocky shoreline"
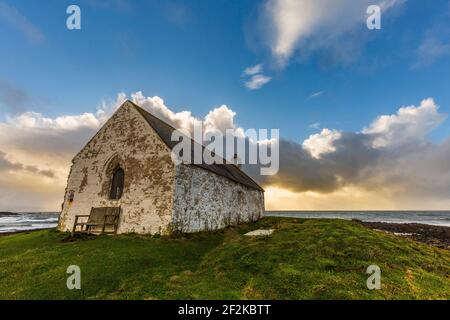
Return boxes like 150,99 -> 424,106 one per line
360,221 -> 450,250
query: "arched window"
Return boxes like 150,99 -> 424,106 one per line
109,166 -> 124,199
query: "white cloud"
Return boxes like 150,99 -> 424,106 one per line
308,91 -> 324,99
362,98 -> 446,148
412,6 -> 450,69
414,31 -> 450,68
10,112 -> 101,131
308,122 -> 320,129
302,98 -> 445,161
245,74 -> 272,90
204,105 -> 237,134
302,128 -> 342,159
242,64 -> 271,90
130,91 -> 203,133
0,2 -> 45,44
243,64 -> 263,76
261,0 -> 403,67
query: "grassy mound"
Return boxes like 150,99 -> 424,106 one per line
0,218 -> 449,299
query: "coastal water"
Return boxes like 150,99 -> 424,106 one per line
266,211 -> 450,227
0,212 -> 59,233
1,211 -> 449,233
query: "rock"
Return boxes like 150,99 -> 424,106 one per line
0,212 -> 19,217
362,221 -> 450,250
244,229 -> 274,237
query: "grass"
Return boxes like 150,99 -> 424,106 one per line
0,217 -> 449,299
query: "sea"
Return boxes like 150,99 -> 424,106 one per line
266,211 -> 450,227
0,212 -> 59,233
0,211 -> 449,233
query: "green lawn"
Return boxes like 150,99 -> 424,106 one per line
0,217 -> 449,299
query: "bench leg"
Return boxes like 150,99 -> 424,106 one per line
113,216 -> 119,234
102,215 -> 107,234
71,216 -> 79,236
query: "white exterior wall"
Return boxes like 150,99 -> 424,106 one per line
58,102 -> 176,235
172,164 -> 264,233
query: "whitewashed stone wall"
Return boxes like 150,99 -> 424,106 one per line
172,164 -> 264,233
58,102 -> 176,234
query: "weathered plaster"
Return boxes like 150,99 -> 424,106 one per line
172,164 -> 264,233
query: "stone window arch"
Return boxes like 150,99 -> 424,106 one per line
109,166 -> 124,200
101,154 -> 125,200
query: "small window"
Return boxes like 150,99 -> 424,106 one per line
68,190 -> 75,203
109,166 -> 124,200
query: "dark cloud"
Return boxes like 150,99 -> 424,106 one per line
244,131 -> 450,203
0,150 -> 56,178
3,126 -> 96,157
245,139 -> 340,193
0,151 -> 22,171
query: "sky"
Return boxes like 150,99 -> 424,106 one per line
1,0 -> 450,211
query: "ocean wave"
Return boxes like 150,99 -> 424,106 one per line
0,213 -> 59,233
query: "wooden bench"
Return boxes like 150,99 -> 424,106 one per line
72,207 -> 121,235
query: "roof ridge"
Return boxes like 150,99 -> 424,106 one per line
128,100 -> 229,163
128,100 -> 264,192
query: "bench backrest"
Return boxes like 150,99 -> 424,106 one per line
88,207 -> 121,234
88,207 -> 121,224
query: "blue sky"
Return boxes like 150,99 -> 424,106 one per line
2,0 -> 450,211
1,0 -> 450,143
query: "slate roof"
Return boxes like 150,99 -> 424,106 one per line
130,101 -> 264,192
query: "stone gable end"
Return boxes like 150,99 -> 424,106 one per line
58,102 -> 176,234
